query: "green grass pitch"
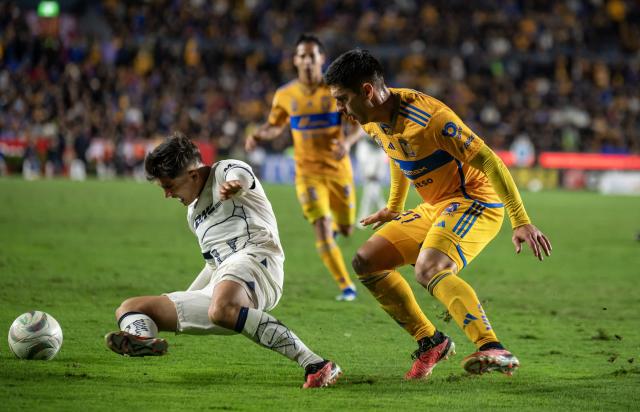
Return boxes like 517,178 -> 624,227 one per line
0,178 -> 639,410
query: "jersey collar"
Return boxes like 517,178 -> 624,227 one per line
378,91 -> 401,135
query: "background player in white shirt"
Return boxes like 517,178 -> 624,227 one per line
355,135 -> 388,227
104,133 -> 342,389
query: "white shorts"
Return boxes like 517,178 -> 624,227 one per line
164,248 -> 284,335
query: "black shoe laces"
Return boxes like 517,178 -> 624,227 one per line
411,333 -> 444,360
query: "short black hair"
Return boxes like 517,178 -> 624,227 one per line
295,33 -> 325,54
144,132 -> 202,180
324,49 -> 385,93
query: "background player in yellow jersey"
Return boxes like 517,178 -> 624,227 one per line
246,34 -> 362,301
324,50 -> 552,379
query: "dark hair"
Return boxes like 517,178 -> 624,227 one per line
144,132 -> 202,180
295,33 -> 325,54
324,49 -> 385,93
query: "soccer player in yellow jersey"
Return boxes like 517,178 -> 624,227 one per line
246,34 -> 361,301
324,50 -> 552,379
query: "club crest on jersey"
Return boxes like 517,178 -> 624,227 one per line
291,99 -> 298,113
321,96 -> 332,112
442,202 -> 461,215
372,134 -> 383,149
442,122 -> 462,140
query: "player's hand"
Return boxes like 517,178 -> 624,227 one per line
360,207 -> 400,230
332,139 -> 349,160
512,224 -> 552,261
245,134 -> 258,152
219,180 -> 244,200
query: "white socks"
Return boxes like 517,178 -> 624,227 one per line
118,312 -> 158,338
235,307 -> 323,369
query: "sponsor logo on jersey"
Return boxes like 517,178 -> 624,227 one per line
387,142 -> 396,150
414,177 -> 434,188
194,201 -> 222,229
442,121 -> 462,140
463,135 -> 475,149
290,112 -> 341,130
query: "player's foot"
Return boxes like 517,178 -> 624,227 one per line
302,360 -> 342,388
105,331 -> 168,357
462,348 -> 519,376
335,286 -> 357,301
405,332 -> 455,380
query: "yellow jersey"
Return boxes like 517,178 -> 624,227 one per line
268,80 -> 353,178
361,88 -> 502,208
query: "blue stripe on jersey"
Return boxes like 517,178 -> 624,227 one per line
398,110 -> 427,127
399,108 -> 431,124
455,160 -> 504,208
400,101 -> 431,117
400,102 -> 432,119
290,112 -> 341,130
456,244 -> 468,268
393,150 -> 454,180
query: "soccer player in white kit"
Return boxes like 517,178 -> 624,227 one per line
104,133 -> 342,388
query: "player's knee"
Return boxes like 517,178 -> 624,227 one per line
208,304 -> 237,329
414,261 -> 456,287
352,250 -> 372,276
313,216 -> 333,240
339,224 -> 353,237
115,297 -> 144,320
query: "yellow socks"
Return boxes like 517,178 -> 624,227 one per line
360,270 -> 436,341
428,270 -> 498,348
316,239 -> 353,290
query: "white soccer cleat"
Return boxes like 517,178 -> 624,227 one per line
105,331 -> 168,357
462,348 -> 519,376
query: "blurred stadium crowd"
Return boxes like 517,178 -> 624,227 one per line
1,0 -> 639,176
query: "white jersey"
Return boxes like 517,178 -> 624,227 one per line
187,160 -> 284,271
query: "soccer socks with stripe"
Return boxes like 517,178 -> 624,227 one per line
235,307 -> 324,369
360,270 -> 436,341
118,312 -> 158,338
316,239 -> 354,290
428,270 -> 499,348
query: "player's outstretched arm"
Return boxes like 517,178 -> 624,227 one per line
469,145 -> 552,261
245,124 -> 287,151
512,224 -> 552,261
360,207 -> 400,229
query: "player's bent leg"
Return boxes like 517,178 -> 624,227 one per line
106,295 -> 175,357
313,216 -> 356,299
115,295 -> 178,332
212,279 -> 342,388
416,247 -> 518,375
353,235 -> 453,379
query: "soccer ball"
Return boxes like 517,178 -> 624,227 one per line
8,311 -> 63,360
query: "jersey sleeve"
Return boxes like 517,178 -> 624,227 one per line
216,160 -> 257,190
387,159 -> 410,212
429,108 -> 485,162
267,89 -> 290,127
